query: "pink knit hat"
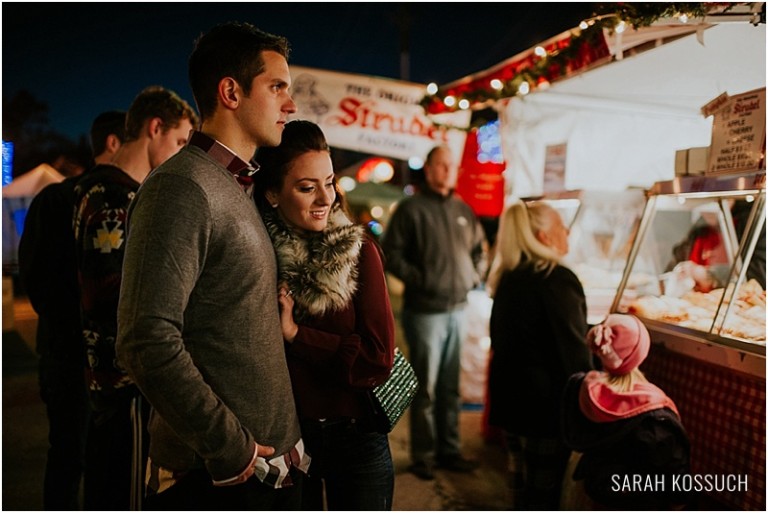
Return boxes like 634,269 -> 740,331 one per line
587,314 -> 651,375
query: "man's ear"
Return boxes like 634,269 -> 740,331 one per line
105,134 -> 121,153
147,117 -> 164,138
218,77 -> 240,110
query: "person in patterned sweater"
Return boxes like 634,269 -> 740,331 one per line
72,86 -> 197,510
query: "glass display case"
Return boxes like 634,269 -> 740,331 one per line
526,189 -> 647,324
611,172 -> 766,365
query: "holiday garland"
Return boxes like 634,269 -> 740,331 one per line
420,2 -> 755,119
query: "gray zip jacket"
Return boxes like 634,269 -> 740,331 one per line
381,187 -> 486,312
116,145 -> 301,482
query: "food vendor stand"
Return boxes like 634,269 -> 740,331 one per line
421,11 -> 765,505
611,170 -> 765,510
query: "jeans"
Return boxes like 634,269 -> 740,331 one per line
401,308 -> 465,465
301,418 -> 394,510
83,392 -> 149,511
506,432 -> 570,510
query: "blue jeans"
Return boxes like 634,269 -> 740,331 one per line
301,418 -> 393,510
401,308 -> 465,465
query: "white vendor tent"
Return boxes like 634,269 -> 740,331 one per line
2,163 -> 65,270
2,163 -> 64,199
498,22 -> 766,196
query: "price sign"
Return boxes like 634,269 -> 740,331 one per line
706,88 -> 766,175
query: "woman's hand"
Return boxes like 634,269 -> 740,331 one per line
278,285 -> 299,343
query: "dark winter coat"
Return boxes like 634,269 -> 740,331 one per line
561,372 -> 691,509
488,263 -> 592,437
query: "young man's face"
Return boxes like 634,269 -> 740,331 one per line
236,50 -> 297,149
149,117 -> 194,169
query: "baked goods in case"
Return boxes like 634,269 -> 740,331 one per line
628,279 -> 765,343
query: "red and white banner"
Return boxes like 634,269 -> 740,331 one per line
289,66 -> 471,161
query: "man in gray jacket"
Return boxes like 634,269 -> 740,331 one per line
381,145 -> 487,480
116,22 -> 308,510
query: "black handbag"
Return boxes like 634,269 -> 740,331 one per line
369,348 -> 419,433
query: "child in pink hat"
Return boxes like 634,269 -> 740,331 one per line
560,314 -> 691,509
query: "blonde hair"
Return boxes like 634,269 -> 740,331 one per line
606,368 -> 648,392
486,201 -> 563,297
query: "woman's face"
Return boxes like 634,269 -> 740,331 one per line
267,150 -> 336,232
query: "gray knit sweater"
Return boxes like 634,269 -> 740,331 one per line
116,145 -> 301,481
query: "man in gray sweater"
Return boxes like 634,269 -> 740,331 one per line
116,22 -> 308,510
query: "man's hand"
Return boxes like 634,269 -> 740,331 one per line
212,442 -> 276,486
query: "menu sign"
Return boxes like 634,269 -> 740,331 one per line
706,88 -> 766,175
543,143 -> 567,193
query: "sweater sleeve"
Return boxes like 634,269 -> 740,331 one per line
288,240 -> 395,388
116,174 -> 254,481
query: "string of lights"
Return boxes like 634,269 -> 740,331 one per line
419,2 -> 763,119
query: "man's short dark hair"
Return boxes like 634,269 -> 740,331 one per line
90,110 -> 126,158
189,22 -> 290,121
124,86 -> 199,142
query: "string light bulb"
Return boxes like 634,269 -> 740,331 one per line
426,82 -> 438,95
458,99 -> 470,110
444,95 -> 456,107
678,13 -> 689,23
518,82 -> 530,95
490,78 -> 503,90
615,20 -> 626,33
579,20 -> 589,30
534,46 -> 547,57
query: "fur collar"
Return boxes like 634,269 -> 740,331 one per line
262,204 -> 366,320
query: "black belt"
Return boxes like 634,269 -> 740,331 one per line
302,416 -> 377,433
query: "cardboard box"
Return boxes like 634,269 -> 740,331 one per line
674,147 -> 711,176
687,147 -> 710,175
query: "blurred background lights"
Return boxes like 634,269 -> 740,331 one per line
356,157 -> 394,183
372,160 -> 394,182
476,120 -> 504,164
367,220 -> 384,236
408,156 -> 424,169
338,175 -> 357,192
370,205 -> 384,219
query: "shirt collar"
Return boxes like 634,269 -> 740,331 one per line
187,131 -> 259,191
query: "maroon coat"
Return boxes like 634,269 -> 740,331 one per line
286,239 -> 395,422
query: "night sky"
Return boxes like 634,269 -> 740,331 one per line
2,2 -> 596,140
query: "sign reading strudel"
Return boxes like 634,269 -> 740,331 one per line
289,66 -> 470,161
706,87 -> 766,175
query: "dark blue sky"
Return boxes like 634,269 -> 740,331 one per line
3,2 -> 595,140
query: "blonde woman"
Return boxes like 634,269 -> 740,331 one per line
486,201 -> 592,510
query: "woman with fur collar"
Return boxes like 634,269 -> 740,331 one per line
253,120 -> 396,511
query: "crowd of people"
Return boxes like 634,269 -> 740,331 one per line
17,21 -> 692,512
